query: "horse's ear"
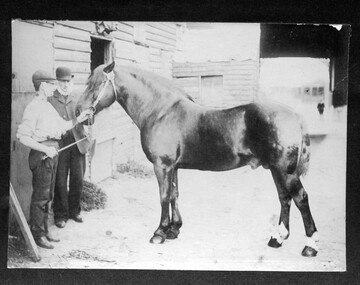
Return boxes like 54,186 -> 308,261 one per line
103,61 -> 115,74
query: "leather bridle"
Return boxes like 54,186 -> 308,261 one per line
89,70 -> 117,113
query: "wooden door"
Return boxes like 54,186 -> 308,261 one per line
11,20 -> 55,219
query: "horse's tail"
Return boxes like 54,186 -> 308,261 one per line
296,120 -> 311,177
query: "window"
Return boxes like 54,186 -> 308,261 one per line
201,75 -> 224,107
312,87 -> 318,96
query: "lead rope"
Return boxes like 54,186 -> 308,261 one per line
87,112 -> 94,181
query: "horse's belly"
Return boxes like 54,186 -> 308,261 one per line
178,146 -> 250,171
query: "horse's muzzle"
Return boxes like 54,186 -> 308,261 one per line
75,107 -> 95,126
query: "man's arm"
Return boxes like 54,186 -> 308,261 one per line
17,100 -> 91,155
18,136 -> 58,158
56,109 -> 92,133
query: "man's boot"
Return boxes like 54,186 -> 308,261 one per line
46,232 -> 60,242
35,236 -> 54,249
44,207 -> 60,242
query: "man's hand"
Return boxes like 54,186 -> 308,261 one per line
76,109 -> 93,123
44,146 -> 58,158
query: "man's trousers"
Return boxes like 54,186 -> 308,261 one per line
28,142 -> 59,239
53,135 -> 86,222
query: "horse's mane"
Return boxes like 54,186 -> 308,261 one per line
121,65 -> 195,102
86,64 -> 195,102
85,67 -> 106,94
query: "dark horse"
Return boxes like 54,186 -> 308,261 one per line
76,62 -> 319,257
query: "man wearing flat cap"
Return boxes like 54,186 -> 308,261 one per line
17,70 -> 91,249
48,67 -> 90,229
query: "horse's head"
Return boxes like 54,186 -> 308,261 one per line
76,62 -> 117,125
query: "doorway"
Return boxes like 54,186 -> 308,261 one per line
90,37 -> 112,71
259,57 -> 330,110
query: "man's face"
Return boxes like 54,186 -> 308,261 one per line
58,79 -> 72,94
39,82 -> 57,98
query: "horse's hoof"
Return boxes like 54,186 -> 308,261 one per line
268,237 -> 282,248
165,229 -> 179,240
301,245 -> 318,257
150,234 -> 165,244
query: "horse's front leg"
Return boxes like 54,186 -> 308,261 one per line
150,164 -> 174,244
166,169 -> 182,239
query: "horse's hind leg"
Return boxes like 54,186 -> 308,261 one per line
290,178 -> 319,257
166,169 -> 183,239
268,169 -> 292,248
150,164 -> 174,244
269,169 -> 318,257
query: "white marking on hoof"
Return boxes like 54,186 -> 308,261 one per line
271,232 -> 283,245
305,231 -> 319,251
278,222 -> 289,239
271,222 -> 289,244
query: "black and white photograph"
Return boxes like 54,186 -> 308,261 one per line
8,20 -> 348,271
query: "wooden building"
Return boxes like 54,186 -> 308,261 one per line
11,20 -> 183,218
173,59 -> 259,108
172,23 -> 261,107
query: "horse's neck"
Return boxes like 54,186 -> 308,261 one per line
115,71 -> 201,128
116,83 -> 165,129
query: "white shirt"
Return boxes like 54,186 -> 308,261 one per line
17,96 -> 72,142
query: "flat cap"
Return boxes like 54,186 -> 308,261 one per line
56,66 -> 74,81
32,70 -> 56,86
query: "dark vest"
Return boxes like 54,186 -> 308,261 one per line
47,90 -> 90,154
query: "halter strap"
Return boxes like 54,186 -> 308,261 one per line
91,71 -> 117,111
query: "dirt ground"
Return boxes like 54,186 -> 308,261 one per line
7,118 -> 346,271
